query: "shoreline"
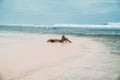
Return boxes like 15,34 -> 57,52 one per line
0,33 -> 116,80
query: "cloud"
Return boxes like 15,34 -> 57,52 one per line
1,0 -> 119,15
0,0 -> 3,5
0,0 -> 120,24
77,0 -> 120,14
0,0 -> 3,2
90,1 -> 120,14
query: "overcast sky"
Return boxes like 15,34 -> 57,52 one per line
0,0 -> 120,24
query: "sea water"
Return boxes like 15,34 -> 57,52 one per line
0,24 -> 120,35
0,24 -> 120,80
0,24 -> 120,53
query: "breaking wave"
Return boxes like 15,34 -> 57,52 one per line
0,24 -> 120,36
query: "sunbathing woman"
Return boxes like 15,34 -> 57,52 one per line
47,35 -> 72,43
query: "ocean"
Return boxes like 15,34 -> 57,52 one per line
0,24 -> 120,80
0,24 -> 120,53
0,24 -> 120,36
0,24 -> 120,60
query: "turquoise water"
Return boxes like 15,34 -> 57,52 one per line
0,25 -> 120,36
98,36 -> 120,55
1,25 -> 119,54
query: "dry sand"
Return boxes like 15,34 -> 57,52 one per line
0,33 -> 108,80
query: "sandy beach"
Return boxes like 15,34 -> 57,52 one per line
0,33 -> 116,80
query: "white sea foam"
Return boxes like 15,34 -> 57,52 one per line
53,23 -> 120,28
1,22 -> 120,28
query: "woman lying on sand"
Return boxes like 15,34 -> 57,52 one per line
47,35 -> 72,43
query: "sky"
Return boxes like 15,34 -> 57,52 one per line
0,0 -> 120,24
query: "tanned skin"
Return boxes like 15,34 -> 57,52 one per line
47,35 -> 72,43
